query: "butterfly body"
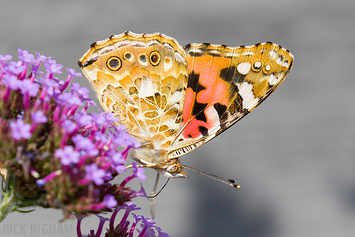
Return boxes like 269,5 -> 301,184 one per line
78,31 -> 293,178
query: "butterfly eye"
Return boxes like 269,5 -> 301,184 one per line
139,54 -> 147,62
106,56 -> 122,71
123,52 -> 132,60
149,51 -> 161,66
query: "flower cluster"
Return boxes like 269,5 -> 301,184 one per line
0,49 -> 145,221
76,203 -> 169,237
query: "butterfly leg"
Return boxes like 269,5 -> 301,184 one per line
125,163 -> 157,169
149,172 -> 160,219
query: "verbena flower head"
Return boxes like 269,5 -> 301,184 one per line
0,49 -> 144,221
76,203 -> 169,237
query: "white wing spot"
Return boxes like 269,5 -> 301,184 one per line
224,52 -> 235,57
164,57 -> 172,71
237,62 -> 251,75
209,49 -> 222,55
174,52 -> 185,63
253,61 -> 262,69
269,50 -> 277,59
190,47 -> 203,55
205,105 -> 220,129
131,41 -> 146,48
140,77 -> 154,97
238,82 -> 257,109
277,55 -> 283,65
98,45 -> 115,55
242,51 -> 254,56
147,40 -> 160,47
265,64 -> 271,71
162,42 -> 174,51
191,43 -> 203,47
170,91 -> 182,103
114,40 -> 130,49
269,74 -> 278,85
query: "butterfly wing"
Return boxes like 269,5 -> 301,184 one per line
78,32 -> 188,147
168,42 -> 294,158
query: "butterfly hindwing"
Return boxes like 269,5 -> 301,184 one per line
168,42 -> 294,158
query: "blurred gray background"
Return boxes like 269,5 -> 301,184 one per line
1,0 -> 355,236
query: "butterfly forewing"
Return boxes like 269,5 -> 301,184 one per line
168,42 -> 293,158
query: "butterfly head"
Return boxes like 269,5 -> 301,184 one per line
164,158 -> 188,178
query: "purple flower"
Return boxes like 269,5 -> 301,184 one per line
111,151 -> 124,164
56,92 -> 83,107
44,59 -> 63,74
18,79 -> 39,96
133,163 -> 146,181
71,83 -> 90,101
55,146 -> 80,165
72,111 -> 93,126
92,112 -> 120,127
103,171 -> 113,181
84,99 -> 96,109
17,49 -> 37,65
0,54 -> 12,64
31,111 -> 48,124
94,132 -> 108,143
42,77 -> 59,88
62,119 -> 77,133
10,119 -> 32,140
111,125 -> 140,148
36,170 -> 62,187
5,61 -> 25,75
72,134 -> 99,156
60,69 -> 82,92
2,74 -> 20,90
85,164 -> 106,185
132,214 -> 156,236
75,202 -> 170,237
36,52 -> 51,63
108,150 -> 126,173
104,194 -> 117,209
0,49 -> 148,221
43,83 -> 61,97
67,68 -> 82,78
115,165 -> 126,174
30,65 -> 40,75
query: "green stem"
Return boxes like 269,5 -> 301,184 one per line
0,177 -> 17,222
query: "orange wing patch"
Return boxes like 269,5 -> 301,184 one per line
181,44 -> 232,139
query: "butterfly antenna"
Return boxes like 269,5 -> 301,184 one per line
182,164 -> 241,189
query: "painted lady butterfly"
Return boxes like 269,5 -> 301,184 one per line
78,31 -> 293,184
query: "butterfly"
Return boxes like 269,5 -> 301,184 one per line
78,31 -> 293,184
